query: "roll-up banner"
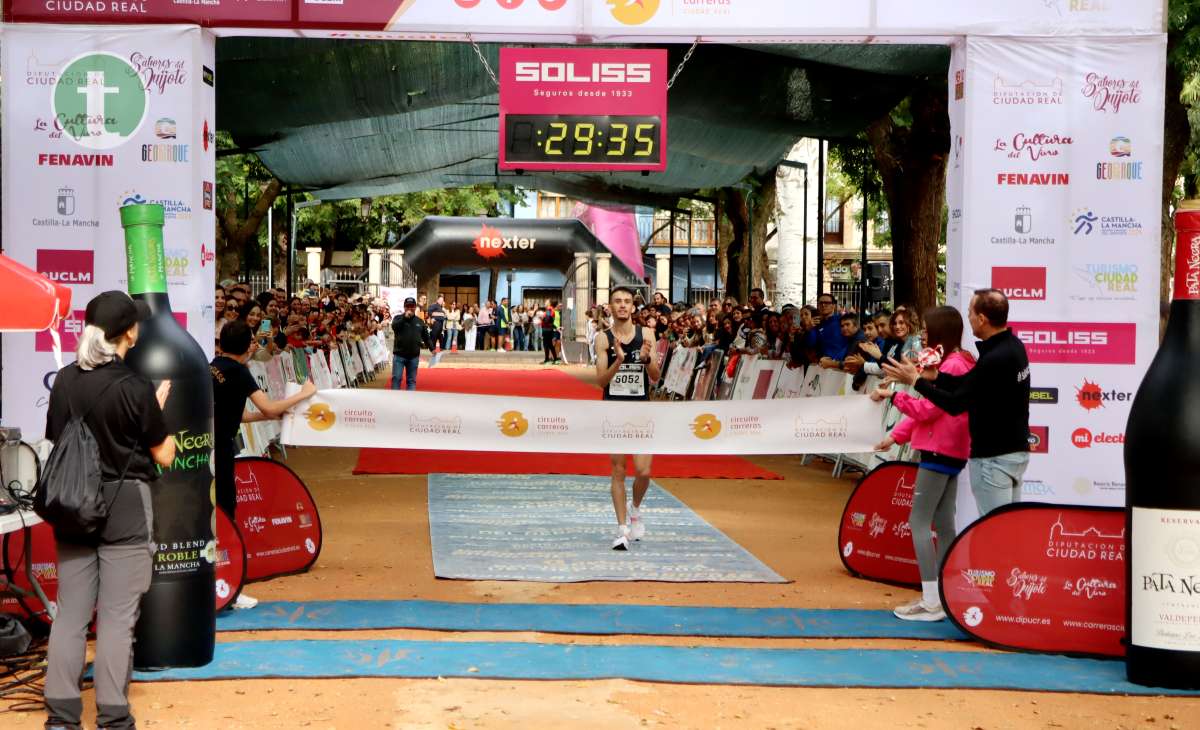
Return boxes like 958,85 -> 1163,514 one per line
940,504 -> 1125,658
948,35 -> 1166,525
0,24 -> 216,440
0,520 -> 57,623
281,388 -> 884,456
214,505 -> 247,613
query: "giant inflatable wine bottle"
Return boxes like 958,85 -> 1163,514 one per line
120,204 -> 216,669
1125,200 -> 1200,688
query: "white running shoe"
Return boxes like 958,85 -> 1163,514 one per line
612,525 -> 631,551
629,508 -> 646,541
233,592 -> 259,610
893,601 -> 945,622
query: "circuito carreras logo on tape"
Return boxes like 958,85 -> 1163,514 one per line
607,0 -> 660,25
52,52 -> 148,150
689,413 -> 722,440
497,410 -> 529,437
303,403 -> 337,431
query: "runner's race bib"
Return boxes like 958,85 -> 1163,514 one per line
609,363 -> 646,397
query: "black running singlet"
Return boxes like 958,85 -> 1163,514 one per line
603,326 -> 649,401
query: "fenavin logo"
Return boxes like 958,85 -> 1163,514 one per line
52,52 -> 148,150
607,0 -> 660,25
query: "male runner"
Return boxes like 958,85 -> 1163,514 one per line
594,286 -> 662,550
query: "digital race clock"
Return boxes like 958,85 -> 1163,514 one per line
499,48 -> 668,173
504,115 -> 662,165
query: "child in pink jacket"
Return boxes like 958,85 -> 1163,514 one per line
872,306 -> 975,622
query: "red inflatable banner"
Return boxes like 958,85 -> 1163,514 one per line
1,520 -> 57,623
234,457 -> 322,582
940,503 -> 1126,658
838,461 -> 922,587
214,507 -> 247,613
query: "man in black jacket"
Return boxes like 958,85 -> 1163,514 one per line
883,289 -> 1031,516
391,297 -> 430,390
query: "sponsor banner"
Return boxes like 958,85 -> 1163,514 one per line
281,386 -> 884,455
8,0 -> 1161,36
214,504 -> 247,613
837,462 -> 922,587
0,521 -> 57,623
234,457 -> 322,582
2,25 -> 216,437
1008,322 -> 1136,365
941,504 -> 1125,657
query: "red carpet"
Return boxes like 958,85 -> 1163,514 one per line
353,367 -> 783,480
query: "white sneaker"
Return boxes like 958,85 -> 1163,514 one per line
893,600 -> 945,622
612,525 -> 631,551
629,508 -> 645,541
233,592 -> 259,610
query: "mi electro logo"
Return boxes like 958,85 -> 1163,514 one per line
513,61 -> 652,84
1029,387 -> 1059,405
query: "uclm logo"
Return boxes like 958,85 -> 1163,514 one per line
991,266 -> 1046,301
36,249 -> 93,285
1009,322 -> 1135,365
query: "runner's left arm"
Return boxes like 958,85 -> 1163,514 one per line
643,327 -> 662,383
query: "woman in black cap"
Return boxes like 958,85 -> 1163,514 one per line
43,290 -> 176,730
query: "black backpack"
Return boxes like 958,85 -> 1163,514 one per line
33,370 -> 136,540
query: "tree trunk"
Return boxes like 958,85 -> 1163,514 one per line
750,170 -> 778,297
1161,38 -> 1188,338
865,84 -> 949,314
216,178 -> 284,284
718,188 -> 749,304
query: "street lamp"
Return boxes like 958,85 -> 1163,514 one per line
360,197 -> 373,219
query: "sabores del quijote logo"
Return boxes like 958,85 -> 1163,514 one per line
1081,73 -> 1142,114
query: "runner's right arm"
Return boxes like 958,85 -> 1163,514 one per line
594,331 -> 623,388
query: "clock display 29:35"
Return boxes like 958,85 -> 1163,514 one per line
504,115 -> 662,164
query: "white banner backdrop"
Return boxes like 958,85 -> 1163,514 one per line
281,388 -> 884,456
950,35 -> 1166,519
1,24 -> 216,439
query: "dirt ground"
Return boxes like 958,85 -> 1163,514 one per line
6,365 -> 1198,729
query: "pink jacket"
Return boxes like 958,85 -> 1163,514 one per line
889,350 -> 974,460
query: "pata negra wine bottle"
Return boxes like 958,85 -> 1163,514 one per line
120,203 -> 216,669
1125,200 -> 1200,688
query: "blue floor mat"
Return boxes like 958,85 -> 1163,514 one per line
427,474 -> 786,582
135,639 -> 1198,695
217,600 -> 968,641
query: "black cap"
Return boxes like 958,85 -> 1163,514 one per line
403,297 -> 417,307
85,291 -> 151,339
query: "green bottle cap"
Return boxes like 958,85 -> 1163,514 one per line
120,203 -> 168,295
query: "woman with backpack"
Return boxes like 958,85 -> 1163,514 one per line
42,291 -> 176,730
871,305 -> 975,622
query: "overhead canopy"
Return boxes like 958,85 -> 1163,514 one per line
217,40 -> 949,204
0,254 -> 71,332
398,217 -> 641,284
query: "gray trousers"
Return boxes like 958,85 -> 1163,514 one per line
909,468 -> 958,583
968,451 -> 1030,517
45,480 -> 153,730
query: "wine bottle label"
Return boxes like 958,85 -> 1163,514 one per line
1131,507 -> 1200,652
1173,225 -> 1200,301
125,231 -> 169,295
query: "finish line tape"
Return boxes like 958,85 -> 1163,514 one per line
280,387 -> 883,456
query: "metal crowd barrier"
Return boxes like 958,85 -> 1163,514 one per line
237,333 -> 391,457
649,342 -> 914,479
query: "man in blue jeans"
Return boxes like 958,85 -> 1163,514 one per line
390,296 -> 429,390
883,288 -> 1031,516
